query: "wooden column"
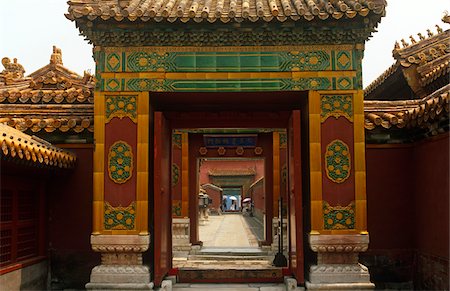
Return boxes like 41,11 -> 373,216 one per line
87,90 -> 152,290
306,90 -> 373,290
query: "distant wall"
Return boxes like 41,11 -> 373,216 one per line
198,159 -> 265,185
249,179 -> 265,222
364,133 -> 449,290
47,145 -> 99,290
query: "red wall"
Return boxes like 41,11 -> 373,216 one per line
366,145 -> 415,250
412,135 -> 449,258
365,133 -> 449,289
249,179 -> 265,216
198,159 -> 265,185
47,145 -> 98,289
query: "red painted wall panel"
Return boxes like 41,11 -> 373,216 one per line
321,117 -> 355,206
104,118 -> 137,206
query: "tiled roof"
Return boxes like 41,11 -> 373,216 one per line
1,123 -> 77,168
0,46 -> 94,133
66,0 -> 386,23
364,21 -> 449,99
363,85 -> 449,130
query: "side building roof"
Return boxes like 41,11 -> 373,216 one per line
0,46 -> 94,135
1,123 -> 77,168
363,15 -> 450,136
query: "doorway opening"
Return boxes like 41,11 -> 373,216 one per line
150,91 -> 308,285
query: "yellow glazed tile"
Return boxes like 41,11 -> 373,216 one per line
353,90 -> 364,114
355,171 -> 366,200
354,142 -> 366,171
355,199 -> 367,231
93,172 -> 104,201
93,144 -> 104,172
310,171 -> 323,201
309,114 -> 321,142
136,144 -> 149,171
309,143 -> 322,171
311,200 -> 323,231
136,171 -> 149,201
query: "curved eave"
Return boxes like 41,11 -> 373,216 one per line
364,85 -> 450,130
1,123 -> 77,169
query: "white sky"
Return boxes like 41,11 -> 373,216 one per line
0,1 -> 448,88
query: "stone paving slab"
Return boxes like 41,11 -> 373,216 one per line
172,283 -> 287,290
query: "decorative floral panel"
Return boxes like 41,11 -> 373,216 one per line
105,95 -> 137,123
108,141 -> 133,184
323,201 -> 355,230
172,200 -> 182,217
104,201 -> 136,230
325,139 -> 351,183
172,163 -> 180,187
172,133 -> 182,149
321,95 -> 353,122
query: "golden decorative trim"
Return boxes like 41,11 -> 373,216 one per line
105,95 -> 138,123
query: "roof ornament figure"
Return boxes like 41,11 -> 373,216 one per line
435,25 -> 443,34
1,57 -> 25,79
400,39 -> 409,48
417,33 -> 425,41
442,11 -> 450,24
409,35 -> 416,44
426,29 -> 434,37
50,46 -> 63,65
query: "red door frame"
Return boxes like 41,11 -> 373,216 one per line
153,112 -> 173,286
288,110 -> 304,283
152,109 -> 305,284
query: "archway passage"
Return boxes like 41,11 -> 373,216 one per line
151,91 -> 307,285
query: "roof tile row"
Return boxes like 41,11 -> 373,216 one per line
66,0 -> 386,23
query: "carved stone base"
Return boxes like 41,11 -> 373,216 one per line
307,234 -> 374,290
172,218 -> 192,257
86,235 -> 152,290
309,263 -> 372,284
86,265 -> 153,290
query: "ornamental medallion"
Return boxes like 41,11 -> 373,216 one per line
108,141 -> 133,184
325,140 -> 351,183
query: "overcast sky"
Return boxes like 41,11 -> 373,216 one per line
0,1 -> 448,88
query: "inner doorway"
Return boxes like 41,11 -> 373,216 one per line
151,91 -> 307,286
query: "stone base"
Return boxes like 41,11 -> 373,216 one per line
309,263 -> 371,284
86,265 -> 153,290
305,282 -> 374,290
86,282 -> 154,290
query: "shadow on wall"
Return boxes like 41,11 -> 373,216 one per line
49,249 -> 100,290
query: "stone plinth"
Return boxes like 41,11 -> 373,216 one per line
172,218 -> 192,256
306,234 -> 374,290
86,234 -> 153,290
271,218 -> 288,255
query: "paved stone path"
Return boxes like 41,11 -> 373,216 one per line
199,214 -> 259,247
174,213 -> 271,269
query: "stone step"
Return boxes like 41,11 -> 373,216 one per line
172,283 -> 287,290
188,254 -> 271,261
195,247 -> 269,256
